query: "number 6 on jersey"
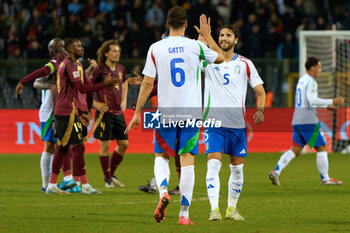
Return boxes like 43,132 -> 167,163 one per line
170,58 -> 185,87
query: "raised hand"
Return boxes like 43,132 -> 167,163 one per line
88,58 -> 98,69
194,14 -> 212,39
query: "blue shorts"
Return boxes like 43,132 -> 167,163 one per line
40,121 -> 57,142
292,123 -> 326,148
205,127 -> 247,157
154,122 -> 199,157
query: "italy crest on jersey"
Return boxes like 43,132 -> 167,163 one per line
234,65 -> 241,75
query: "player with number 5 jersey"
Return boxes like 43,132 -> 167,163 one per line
125,7 -> 224,225
200,24 -> 266,221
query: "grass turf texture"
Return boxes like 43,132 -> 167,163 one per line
0,153 -> 349,233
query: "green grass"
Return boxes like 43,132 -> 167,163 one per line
0,153 -> 349,233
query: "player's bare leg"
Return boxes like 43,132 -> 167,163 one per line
206,152 -> 222,221
154,152 -> 171,222
315,146 -> 342,185
178,153 -> 194,225
269,146 -> 302,185
226,156 -> 244,220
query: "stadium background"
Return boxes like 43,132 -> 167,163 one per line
0,0 -> 349,153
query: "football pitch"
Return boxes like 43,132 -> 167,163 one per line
0,153 -> 349,233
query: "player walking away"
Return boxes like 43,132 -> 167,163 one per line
46,38 -> 118,194
125,7 -> 224,225
200,25 -> 265,221
269,57 -> 344,186
91,40 -> 129,188
15,38 -> 66,192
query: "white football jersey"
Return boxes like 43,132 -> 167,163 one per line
39,89 -> 55,122
203,54 -> 263,128
292,73 -> 333,125
142,36 -> 218,119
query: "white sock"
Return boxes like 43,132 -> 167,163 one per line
82,183 -> 90,189
154,157 -> 170,198
150,176 -> 157,187
40,151 -> 53,188
206,159 -> 221,211
228,164 -> 244,209
76,182 -> 80,186
179,165 -> 195,219
274,149 -> 296,176
48,183 -> 56,188
63,175 -> 73,181
316,151 -> 329,181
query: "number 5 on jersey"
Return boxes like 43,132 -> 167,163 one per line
223,73 -> 229,85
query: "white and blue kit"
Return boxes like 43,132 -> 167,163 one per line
203,54 -> 263,156
37,77 -> 56,142
291,73 -> 332,148
142,36 -> 218,156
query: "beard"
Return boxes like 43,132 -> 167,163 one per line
220,42 -> 234,52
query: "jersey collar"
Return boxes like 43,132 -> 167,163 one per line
231,53 -> 238,61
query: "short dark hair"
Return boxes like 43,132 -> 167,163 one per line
64,38 -> 77,51
167,6 -> 187,29
220,24 -> 239,39
305,57 -> 320,70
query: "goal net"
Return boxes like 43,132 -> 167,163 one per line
299,31 -> 350,153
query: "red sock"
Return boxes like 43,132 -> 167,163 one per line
80,174 -> 88,185
62,146 -> 72,174
73,176 -> 80,182
50,145 -> 69,183
73,143 -> 87,181
99,155 -> 111,181
110,151 -> 123,176
49,173 -> 59,184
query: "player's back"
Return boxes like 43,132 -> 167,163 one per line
150,36 -> 208,109
292,74 -> 318,125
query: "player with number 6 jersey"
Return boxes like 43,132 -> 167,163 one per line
125,7 -> 224,225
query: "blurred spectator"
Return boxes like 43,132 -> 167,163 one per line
6,46 -> 27,85
53,0 -> 65,18
65,14 -> 81,38
277,33 -> 298,59
145,2 -> 165,29
68,0 -> 81,15
0,0 -> 348,60
264,25 -> 281,57
245,24 -> 263,58
99,0 -> 114,13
